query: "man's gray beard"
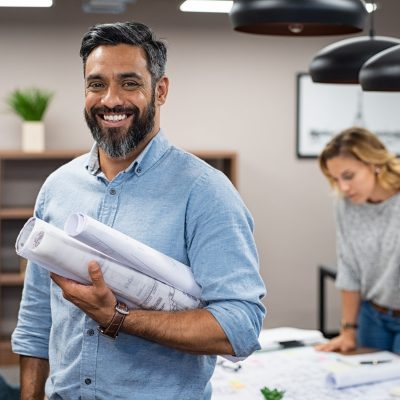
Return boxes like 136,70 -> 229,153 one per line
92,126 -> 141,158
85,95 -> 156,158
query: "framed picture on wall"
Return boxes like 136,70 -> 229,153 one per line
296,73 -> 400,158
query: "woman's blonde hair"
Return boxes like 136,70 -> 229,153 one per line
319,127 -> 400,191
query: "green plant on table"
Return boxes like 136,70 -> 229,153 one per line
260,386 -> 285,400
6,88 -> 53,121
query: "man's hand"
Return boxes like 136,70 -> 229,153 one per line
50,261 -> 116,327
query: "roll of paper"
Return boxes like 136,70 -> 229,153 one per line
326,361 -> 400,389
16,217 -> 200,311
64,212 -> 202,298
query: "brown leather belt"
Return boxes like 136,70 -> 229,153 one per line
370,301 -> 400,317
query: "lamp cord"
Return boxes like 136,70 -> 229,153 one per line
369,1 -> 376,38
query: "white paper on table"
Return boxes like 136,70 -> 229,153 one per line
64,212 -> 202,298
15,217 -> 200,311
258,327 -> 325,351
212,346 -> 400,400
336,351 -> 400,367
326,352 -> 400,389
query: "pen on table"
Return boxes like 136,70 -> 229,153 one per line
217,360 -> 242,372
359,359 -> 393,365
222,363 -> 242,372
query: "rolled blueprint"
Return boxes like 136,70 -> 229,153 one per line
326,361 -> 400,389
64,212 -> 202,298
16,217 -> 200,311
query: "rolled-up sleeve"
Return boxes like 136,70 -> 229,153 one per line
12,186 -> 51,359
186,171 -> 266,357
12,262 -> 52,358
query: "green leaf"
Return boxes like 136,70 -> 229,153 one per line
260,386 -> 285,400
6,88 -> 54,121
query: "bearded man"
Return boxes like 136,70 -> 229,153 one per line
12,21 -> 266,400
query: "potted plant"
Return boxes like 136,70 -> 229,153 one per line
6,88 -> 54,152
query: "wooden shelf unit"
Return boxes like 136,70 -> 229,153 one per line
0,273 -> 25,286
0,149 -> 238,365
0,150 -> 87,366
0,208 -> 34,219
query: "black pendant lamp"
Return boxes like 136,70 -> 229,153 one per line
230,0 -> 368,36
360,45 -> 400,91
309,37 -> 400,83
309,6 -> 400,83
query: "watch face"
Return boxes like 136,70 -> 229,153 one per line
115,302 -> 129,315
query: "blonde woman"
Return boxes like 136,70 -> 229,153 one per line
317,127 -> 400,352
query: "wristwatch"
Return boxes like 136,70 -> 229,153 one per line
98,301 -> 129,339
341,320 -> 358,330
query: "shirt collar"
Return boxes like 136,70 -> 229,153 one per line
85,129 -> 171,177
86,143 -> 101,175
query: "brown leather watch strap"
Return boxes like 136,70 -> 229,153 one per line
98,301 -> 129,339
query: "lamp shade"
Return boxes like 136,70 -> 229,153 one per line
230,0 -> 368,36
360,45 -> 400,91
309,36 -> 400,83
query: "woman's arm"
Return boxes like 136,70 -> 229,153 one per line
315,290 -> 361,352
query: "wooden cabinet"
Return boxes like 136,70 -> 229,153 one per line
0,149 -> 237,365
0,151 -> 85,365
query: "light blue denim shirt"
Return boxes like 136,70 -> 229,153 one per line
12,130 -> 266,400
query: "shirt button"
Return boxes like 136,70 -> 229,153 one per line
87,329 -> 94,336
85,378 -> 92,385
109,188 -> 116,195
137,167 -> 142,173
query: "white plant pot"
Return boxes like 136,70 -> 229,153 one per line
22,121 -> 45,152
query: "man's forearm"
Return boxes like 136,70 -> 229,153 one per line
20,355 -> 49,400
52,264 -> 235,355
122,308 -> 234,355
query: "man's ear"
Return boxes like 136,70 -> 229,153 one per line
155,76 -> 169,105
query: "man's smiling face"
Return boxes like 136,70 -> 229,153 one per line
84,43 -> 156,158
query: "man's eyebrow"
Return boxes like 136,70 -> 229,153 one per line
86,73 -> 103,81
118,72 -> 143,80
85,72 -> 144,81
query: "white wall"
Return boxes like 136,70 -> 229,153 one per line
1,0 -> 400,330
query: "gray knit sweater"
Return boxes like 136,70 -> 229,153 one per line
335,194 -> 400,309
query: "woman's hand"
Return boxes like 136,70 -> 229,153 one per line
315,330 -> 357,353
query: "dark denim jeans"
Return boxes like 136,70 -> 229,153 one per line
358,300 -> 400,352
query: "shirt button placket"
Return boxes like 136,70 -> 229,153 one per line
80,318 -> 98,399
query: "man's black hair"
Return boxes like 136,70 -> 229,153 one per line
80,21 -> 167,84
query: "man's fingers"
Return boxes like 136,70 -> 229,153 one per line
50,273 -> 71,287
88,261 -> 106,288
